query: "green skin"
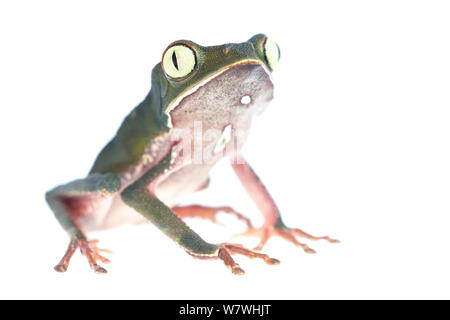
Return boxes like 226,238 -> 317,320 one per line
46,34 -> 337,275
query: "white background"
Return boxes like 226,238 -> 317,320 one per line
0,1 -> 449,299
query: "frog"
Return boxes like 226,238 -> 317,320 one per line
46,34 -> 338,275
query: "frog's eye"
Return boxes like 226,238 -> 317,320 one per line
262,37 -> 280,71
162,43 -> 197,80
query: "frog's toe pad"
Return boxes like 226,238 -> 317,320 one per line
54,264 -> 68,273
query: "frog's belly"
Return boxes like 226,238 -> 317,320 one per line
97,196 -> 145,230
154,162 -> 215,207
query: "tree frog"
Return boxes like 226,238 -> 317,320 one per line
46,34 -> 338,275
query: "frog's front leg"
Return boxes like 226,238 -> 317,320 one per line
45,173 -> 121,273
231,156 -> 339,253
121,154 -> 278,275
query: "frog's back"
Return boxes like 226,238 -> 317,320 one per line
89,68 -> 170,176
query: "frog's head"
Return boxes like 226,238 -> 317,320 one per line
152,34 -> 280,128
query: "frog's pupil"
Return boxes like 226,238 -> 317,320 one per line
172,51 -> 179,70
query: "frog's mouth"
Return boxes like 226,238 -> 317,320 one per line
164,60 -> 272,128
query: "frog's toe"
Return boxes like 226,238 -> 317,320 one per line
234,224 -> 338,253
86,239 -> 112,264
54,237 -> 112,274
54,237 -> 78,273
273,228 -> 317,253
79,239 -> 112,273
217,243 -> 280,275
289,228 -> 340,244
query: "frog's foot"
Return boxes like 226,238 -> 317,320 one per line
172,205 -> 253,228
235,223 -> 339,253
54,237 -> 112,274
188,243 -> 279,275
217,243 -> 280,275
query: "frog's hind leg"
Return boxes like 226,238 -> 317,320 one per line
172,205 -> 253,228
231,157 -> 339,253
45,173 -> 121,273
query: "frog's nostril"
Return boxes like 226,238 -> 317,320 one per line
240,95 -> 251,105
